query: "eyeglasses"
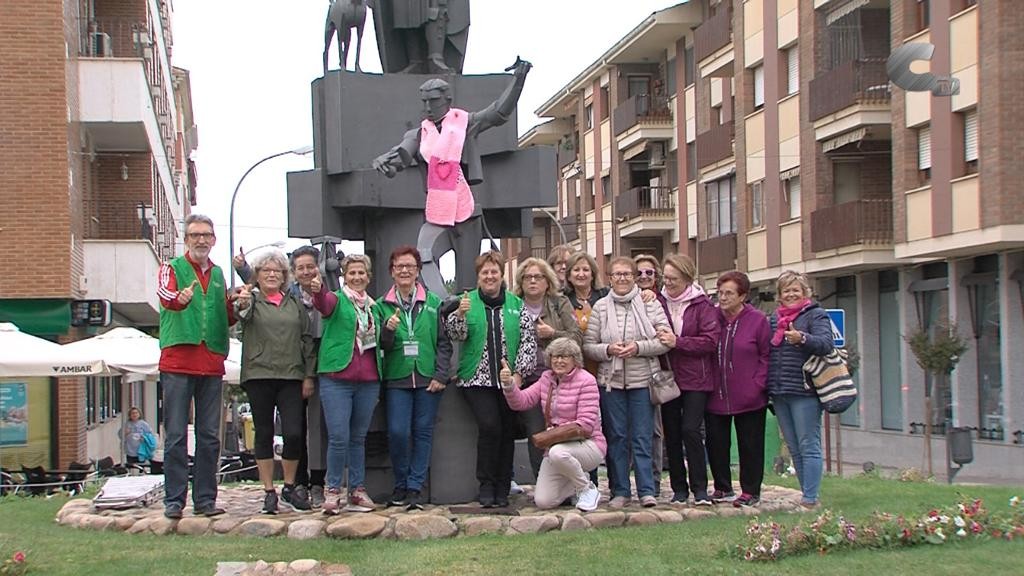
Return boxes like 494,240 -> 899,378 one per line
663,275 -> 684,283
186,232 -> 214,240
393,264 -> 418,271
718,290 -> 739,298
637,269 -> 656,278
523,273 -> 546,282
610,272 -> 634,279
550,354 -> 572,361
260,268 -> 285,276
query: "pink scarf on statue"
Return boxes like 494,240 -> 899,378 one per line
420,109 -> 474,226
771,299 -> 812,346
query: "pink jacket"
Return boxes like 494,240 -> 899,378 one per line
504,367 -> 606,456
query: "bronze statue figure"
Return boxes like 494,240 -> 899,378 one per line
371,0 -> 470,74
324,0 -> 368,73
372,58 -> 532,295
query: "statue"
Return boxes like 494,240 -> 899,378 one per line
324,0 -> 368,73
371,58 -> 532,295
371,0 -> 470,74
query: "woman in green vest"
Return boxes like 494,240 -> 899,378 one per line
235,250 -> 317,515
311,254 -> 381,514
373,246 -> 453,510
446,251 -> 537,508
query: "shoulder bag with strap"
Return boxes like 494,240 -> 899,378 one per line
529,377 -> 590,450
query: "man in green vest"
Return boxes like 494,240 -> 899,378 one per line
157,214 -> 236,519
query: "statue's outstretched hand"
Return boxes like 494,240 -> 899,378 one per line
505,56 -> 532,77
372,153 -> 398,178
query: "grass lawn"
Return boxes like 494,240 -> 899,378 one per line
1,475 -> 1022,575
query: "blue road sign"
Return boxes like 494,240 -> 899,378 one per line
826,309 -> 846,347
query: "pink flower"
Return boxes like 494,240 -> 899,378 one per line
12,551 -> 25,563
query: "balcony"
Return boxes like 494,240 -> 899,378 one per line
617,187 -> 676,238
696,121 -> 734,169
557,145 -> 577,170
809,59 -> 890,122
83,237 -> 162,327
613,94 -> 673,139
810,199 -> 893,253
699,233 -> 737,274
560,215 -> 581,244
694,7 -> 732,62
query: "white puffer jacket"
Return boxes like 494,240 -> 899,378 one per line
583,293 -> 670,390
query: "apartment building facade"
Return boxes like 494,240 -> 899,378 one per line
0,0 -> 197,469
513,0 -> 1022,482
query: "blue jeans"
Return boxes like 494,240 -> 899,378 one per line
161,372 -> 222,510
319,377 -> 380,490
601,387 -> 656,498
386,386 -> 443,492
773,394 -> 823,503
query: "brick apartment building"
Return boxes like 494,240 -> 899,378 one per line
0,0 -> 196,469
511,0 -> 1022,482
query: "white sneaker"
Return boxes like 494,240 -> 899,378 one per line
509,480 -> 525,495
576,483 -> 600,512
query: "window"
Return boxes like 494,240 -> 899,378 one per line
969,265 -> 1002,438
753,65 -> 765,109
750,180 -> 764,228
585,178 -> 595,210
666,58 -> 677,96
600,175 -> 610,203
964,109 -> 978,172
705,176 -> 736,237
786,46 -> 799,96
784,175 -> 801,220
827,8 -> 862,71
85,376 -> 121,426
836,276 -> 860,427
599,87 -> 610,120
878,270 -> 903,430
916,0 -> 931,33
918,125 -> 931,180
585,104 -> 593,130
684,44 -> 695,87
686,142 -> 696,181
834,162 -> 861,204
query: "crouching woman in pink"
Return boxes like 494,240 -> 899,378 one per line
500,337 -> 605,512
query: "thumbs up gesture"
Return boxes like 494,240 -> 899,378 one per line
535,317 -> 555,339
309,270 -> 322,294
386,309 -> 401,331
232,247 -> 247,271
236,284 -> 253,310
456,290 -> 471,317
177,279 -> 198,306
499,358 -> 514,387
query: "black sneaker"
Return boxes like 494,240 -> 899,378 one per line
693,493 -> 713,506
670,492 -> 689,504
281,484 -> 311,511
262,490 -> 279,515
193,505 -> 226,517
388,488 -> 409,507
164,503 -> 183,519
405,489 -> 424,511
494,494 -> 510,508
733,493 -> 761,508
711,489 -> 737,503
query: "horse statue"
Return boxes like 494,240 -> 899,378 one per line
323,0 -> 367,74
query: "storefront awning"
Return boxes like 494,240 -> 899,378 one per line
0,299 -> 70,336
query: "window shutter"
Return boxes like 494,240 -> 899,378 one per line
754,66 -> 765,108
964,110 -> 978,162
787,47 -> 799,95
918,126 -> 931,170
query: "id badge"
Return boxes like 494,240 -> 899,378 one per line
358,332 -> 377,353
403,342 -> 419,357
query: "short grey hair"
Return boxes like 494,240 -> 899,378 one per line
545,337 -> 583,367
775,269 -> 813,301
184,213 -> 215,233
251,249 -> 291,288
341,253 -> 373,280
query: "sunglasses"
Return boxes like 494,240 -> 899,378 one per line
637,269 -> 657,277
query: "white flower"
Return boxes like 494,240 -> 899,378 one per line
954,516 -> 966,528
1010,496 -> 1020,507
935,527 -> 946,540
956,528 -> 967,537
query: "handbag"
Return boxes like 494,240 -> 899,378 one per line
530,378 -> 590,450
803,348 -> 857,414
648,354 -> 680,406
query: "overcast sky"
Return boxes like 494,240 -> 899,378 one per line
172,0 -> 675,279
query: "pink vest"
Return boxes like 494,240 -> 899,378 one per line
420,109 -> 474,226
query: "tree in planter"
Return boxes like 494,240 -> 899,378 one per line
905,323 -> 968,477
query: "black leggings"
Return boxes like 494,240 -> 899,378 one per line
706,407 -> 767,496
661,391 -> 709,497
244,379 -> 304,460
461,386 -> 518,499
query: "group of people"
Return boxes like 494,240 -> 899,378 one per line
156,213 -> 833,520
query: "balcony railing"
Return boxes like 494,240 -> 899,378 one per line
561,215 -> 580,243
613,95 -> 673,137
615,186 -> 675,221
696,121 -> 734,168
694,6 -> 732,62
809,59 -> 891,121
699,233 -> 737,274
810,198 -> 893,252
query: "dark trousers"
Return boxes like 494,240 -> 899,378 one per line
661,391 -> 709,498
295,399 -> 327,488
161,373 -> 222,510
461,386 -> 517,499
243,379 -> 304,461
705,407 -> 767,497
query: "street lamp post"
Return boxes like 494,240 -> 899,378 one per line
228,146 -> 313,288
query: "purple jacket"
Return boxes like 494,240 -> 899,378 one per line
707,303 -> 770,415
658,292 -> 721,392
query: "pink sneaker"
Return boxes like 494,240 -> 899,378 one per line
322,487 -> 343,516
344,487 -> 376,513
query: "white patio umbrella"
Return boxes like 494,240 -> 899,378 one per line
60,327 -> 161,376
0,322 -> 108,377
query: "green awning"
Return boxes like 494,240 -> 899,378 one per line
0,299 -> 70,337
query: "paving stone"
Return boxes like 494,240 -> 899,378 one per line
272,561 -> 290,574
60,512 -> 86,527
715,506 -> 744,518
288,519 -> 327,540
560,513 -> 591,532
288,559 -> 320,572
213,517 -> 245,534
238,518 -> 287,538
82,514 -> 116,531
681,508 -> 717,521
150,517 -> 179,535
393,515 -> 458,540
326,515 -> 387,539
461,516 -> 504,536
56,499 -> 91,522
650,509 -> 683,524
177,517 -> 211,536
585,511 -> 626,528
114,516 -> 136,531
127,517 -> 153,534
509,515 -> 560,534
322,564 -> 353,576
214,561 -> 248,576
625,511 -> 659,526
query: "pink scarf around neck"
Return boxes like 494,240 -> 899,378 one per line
343,285 -> 369,309
661,284 -> 703,333
772,299 -> 811,346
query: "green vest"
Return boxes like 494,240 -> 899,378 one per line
159,256 -> 229,355
373,291 -> 442,381
457,290 -> 522,380
318,293 -> 380,377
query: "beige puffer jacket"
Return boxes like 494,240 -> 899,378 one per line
582,293 -> 670,390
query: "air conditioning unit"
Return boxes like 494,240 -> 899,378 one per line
93,32 -> 112,57
648,142 -> 666,169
